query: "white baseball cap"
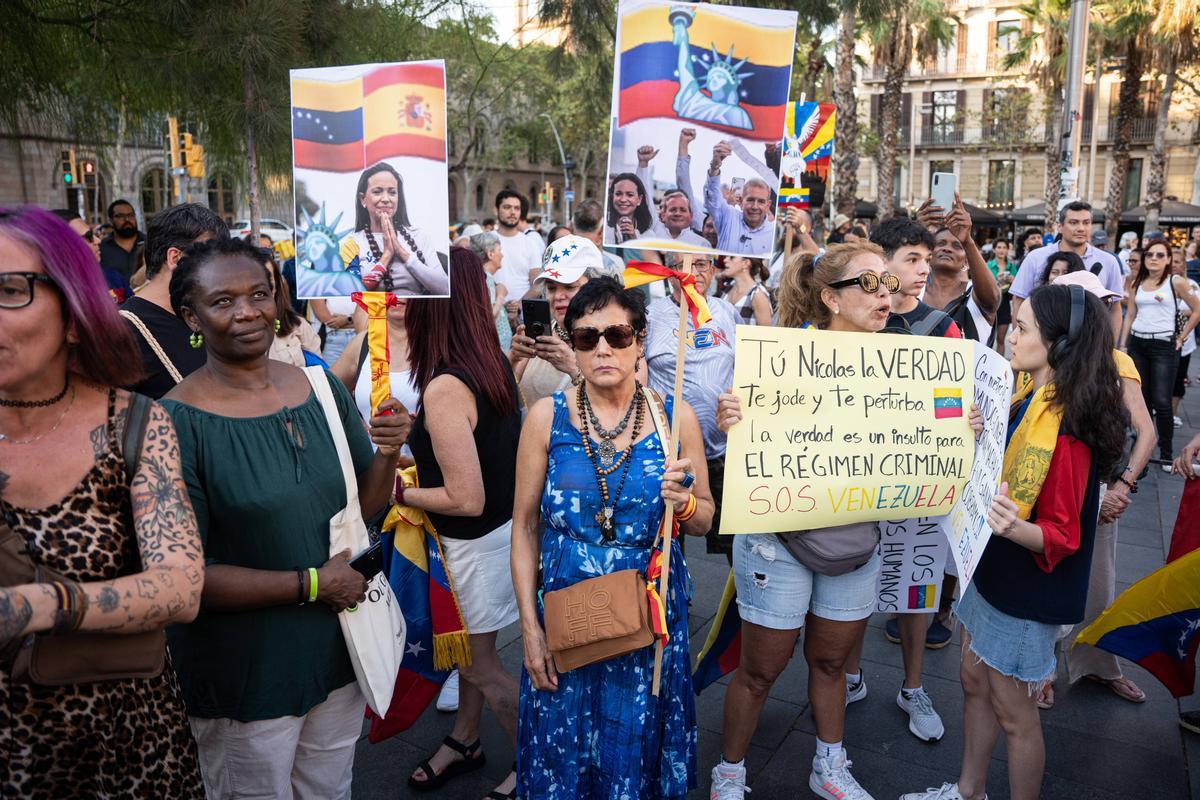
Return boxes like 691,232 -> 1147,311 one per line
1053,270 -> 1122,301
533,234 -> 603,288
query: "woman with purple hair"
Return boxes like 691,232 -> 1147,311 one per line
0,205 -> 205,797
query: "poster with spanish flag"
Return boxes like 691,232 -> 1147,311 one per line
604,0 -> 796,261
290,61 -> 451,300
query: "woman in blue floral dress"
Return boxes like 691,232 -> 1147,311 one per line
511,278 -> 715,799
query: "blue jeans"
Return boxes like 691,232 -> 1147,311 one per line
1128,334 -> 1178,461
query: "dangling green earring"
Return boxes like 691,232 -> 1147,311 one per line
274,319 -> 282,333
189,331 -> 204,349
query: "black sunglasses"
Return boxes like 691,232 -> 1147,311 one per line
0,271 -> 59,309
569,324 -> 638,352
827,271 -> 902,294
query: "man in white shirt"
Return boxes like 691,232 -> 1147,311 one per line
705,142 -> 773,256
1009,201 -> 1122,335
492,189 -> 544,300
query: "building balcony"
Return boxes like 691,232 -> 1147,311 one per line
1079,117 -> 1160,145
866,53 -> 1019,81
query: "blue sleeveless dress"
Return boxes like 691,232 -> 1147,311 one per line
516,392 -> 697,799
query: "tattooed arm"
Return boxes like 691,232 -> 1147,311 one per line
0,403 -> 203,644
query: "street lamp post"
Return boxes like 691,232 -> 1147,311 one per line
539,112 -> 572,223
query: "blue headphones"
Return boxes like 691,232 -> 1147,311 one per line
1047,284 -> 1085,368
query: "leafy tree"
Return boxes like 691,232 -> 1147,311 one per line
1143,0 -> 1198,232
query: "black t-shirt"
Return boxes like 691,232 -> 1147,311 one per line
886,300 -> 960,338
408,366 -> 520,540
99,233 -> 144,279
119,296 -> 207,399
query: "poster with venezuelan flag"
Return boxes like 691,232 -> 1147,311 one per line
290,61 -> 451,300
777,101 -> 835,212
604,0 -> 797,261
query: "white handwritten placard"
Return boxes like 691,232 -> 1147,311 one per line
876,517 -> 950,613
940,342 -> 1012,585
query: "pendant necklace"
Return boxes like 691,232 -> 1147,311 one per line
0,385 -> 76,445
578,383 -> 645,541
581,383 -> 638,468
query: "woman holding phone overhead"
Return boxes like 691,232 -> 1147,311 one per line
159,237 -> 409,799
709,241 -> 982,800
350,162 -> 448,297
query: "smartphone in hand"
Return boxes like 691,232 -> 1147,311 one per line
522,298 -> 553,339
349,540 -> 384,580
930,172 -> 957,213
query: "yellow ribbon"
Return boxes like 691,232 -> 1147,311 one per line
351,291 -> 396,416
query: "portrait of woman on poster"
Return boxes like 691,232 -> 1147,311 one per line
604,172 -> 653,245
351,163 -> 449,297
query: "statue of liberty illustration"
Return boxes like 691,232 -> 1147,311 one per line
670,6 -> 753,130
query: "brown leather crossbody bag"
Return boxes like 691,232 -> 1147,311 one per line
542,387 -> 672,673
0,393 -> 166,685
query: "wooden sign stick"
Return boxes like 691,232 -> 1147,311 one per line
652,252 -> 692,697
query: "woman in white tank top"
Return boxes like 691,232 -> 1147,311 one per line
329,299 -> 419,462
1118,240 -> 1200,466
718,255 -> 774,326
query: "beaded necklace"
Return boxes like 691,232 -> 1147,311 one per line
577,383 -> 644,541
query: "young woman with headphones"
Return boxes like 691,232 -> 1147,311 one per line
902,284 -> 1129,800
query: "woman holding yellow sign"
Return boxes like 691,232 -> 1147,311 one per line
711,241 -> 912,800
902,284 -> 1127,800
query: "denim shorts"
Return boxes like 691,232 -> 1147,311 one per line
733,533 -> 882,630
954,582 -> 1058,685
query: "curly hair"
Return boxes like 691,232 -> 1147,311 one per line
1028,284 -> 1128,479
776,241 -> 885,329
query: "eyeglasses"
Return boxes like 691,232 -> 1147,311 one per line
826,271 -> 902,294
0,272 -> 59,309
81,229 -> 95,243
1144,251 -> 1169,259
110,212 -> 136,221
569,324 -> 637,351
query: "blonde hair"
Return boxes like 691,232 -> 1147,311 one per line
776,240 -> 885,329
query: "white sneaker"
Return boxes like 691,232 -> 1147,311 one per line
810,750 -> 875,800
900,783 -> 987,800
897,687 -> 945,742
1174,416 -> 1184,428
436,670 -> 459,712
845,676 -> 868,707
710,762 -> 751,800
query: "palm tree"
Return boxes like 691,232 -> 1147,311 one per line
1004,0 -> 1071,231
1143,0 -> 1199,232
868,0 -> 956,219
1094,0 -> 1151,239
831,0 -> 890,217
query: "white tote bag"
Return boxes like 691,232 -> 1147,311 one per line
305,367 -> 405,716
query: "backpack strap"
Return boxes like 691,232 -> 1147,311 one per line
909,308 -> 950,337
122,392 -> 153,481
119,310 -> 184,384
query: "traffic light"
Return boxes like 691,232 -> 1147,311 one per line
81,159 -> 96,189
168,116 -> 181,172
59,149 -> 76,185
179,133 -> 193,169
186,144 -> 205,178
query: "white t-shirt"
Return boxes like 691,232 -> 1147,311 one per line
1181,279 -> 1199,357
495,229 -> 545,299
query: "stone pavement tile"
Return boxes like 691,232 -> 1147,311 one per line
1041,660 -> 1182,743
1187,727 -> 1200,800
859,616 -> 965,686
695,689 -> 804,753
1115,540 -> 1171,584
1035,719 -> 1188,798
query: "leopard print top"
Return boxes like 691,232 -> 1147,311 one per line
0,391 -> 203,799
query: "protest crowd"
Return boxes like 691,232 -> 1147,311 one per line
3,9 -> 1200,800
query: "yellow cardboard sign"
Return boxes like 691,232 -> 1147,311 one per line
720,326 -> 975,533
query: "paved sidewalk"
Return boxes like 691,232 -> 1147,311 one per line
354,384 -> 1200,800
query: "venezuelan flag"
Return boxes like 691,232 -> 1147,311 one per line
292,61 -> 446,173
908,583 -> 938,610
616,2 -> 796,141
933,387 -> 964,419
1076,545 -> 1200,698
693,570 -> 743,694
624,260 -> 713,329
367,491 -> 466,742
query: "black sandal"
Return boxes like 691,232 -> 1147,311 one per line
483,763 -> 517,799
407,735 -> 487,792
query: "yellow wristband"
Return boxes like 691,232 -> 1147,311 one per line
308,567 -> 319,603
677,494 -> 698,522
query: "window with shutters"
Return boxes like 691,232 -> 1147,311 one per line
1123,159 -> 1143,210
987,160 -> 1016,209
930,91 -> 960,144
996,20 -> 1021,55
